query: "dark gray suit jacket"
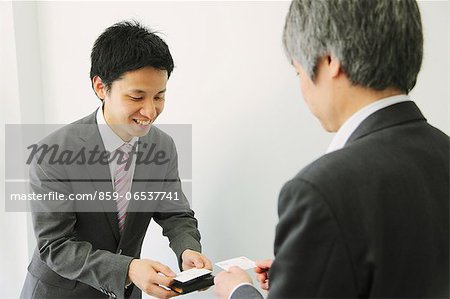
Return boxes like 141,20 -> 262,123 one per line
232,102 -> 449,299
20,111 -> 201,299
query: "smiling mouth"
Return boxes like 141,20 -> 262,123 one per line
133,119 -> 151,126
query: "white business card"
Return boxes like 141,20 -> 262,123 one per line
215,256 -> 256,271
174,268 -> 212,283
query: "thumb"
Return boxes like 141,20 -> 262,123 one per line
152,262 -> 176,277
228,266 -> 243,273
193,257 -> 204,268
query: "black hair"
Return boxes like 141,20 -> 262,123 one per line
90,20 -> 174,95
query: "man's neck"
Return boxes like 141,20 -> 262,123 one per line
335,87 -> 404,131
102,105 -> 133,143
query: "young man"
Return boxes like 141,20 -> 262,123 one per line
215,1 -> 449,298
21,21 -> 211,299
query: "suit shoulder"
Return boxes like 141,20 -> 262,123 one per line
143,125 -> 176,150
34,112 -> 96,147
149,125 -> 173,141
294,148 -> 357,184
292,121 -> 449,198
70,112 -> 96,125
288,144 -> 381,201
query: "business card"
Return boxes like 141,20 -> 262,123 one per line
215,256 -> 256,271
174,268 -> 212,283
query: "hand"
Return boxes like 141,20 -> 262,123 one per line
255,259 -> 273,291
214,266 -> 253,299
181,249 -> 212,271
127,259 -> 178,299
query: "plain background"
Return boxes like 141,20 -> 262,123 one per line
1,1 -> 448,298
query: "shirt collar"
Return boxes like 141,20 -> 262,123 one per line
326,94 -> 411,153
96,105 -> 138,153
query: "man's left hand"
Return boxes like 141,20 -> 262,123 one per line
181,249 -> 212,270
214,266 -> 253,299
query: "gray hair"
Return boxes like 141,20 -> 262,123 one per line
283,0 -> 423,93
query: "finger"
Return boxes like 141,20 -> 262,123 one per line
262,281 -> 269,291
153,273 -> 175,287
256,273 -> 267,283
255,259 -> 272,269
145,284 -> 179,299
202,256 -> 213,270
181,260 -> 193,271
152,262 -> 176,277
193,256 -> 204,268
254,266 -> 269,274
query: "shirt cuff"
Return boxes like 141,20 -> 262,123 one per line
228,283 -> 253,299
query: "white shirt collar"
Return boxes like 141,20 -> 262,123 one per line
326,94 -> 411,153
96,105 -> 138,153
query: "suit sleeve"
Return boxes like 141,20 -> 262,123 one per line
152,137 -> 201,269
230,284 -> 264,299
267,178 -> 358,298
29,157 -> 133,299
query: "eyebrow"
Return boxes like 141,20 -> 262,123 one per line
128,89 -> 166,94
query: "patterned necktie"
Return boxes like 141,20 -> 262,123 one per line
114,143 -> 133,234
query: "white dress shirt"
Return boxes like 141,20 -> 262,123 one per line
326,94 -> 411,153
96,106 -> 138,189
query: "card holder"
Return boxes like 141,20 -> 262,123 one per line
170,273 -> 215,295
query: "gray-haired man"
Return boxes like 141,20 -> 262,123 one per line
214,0 -> 449,298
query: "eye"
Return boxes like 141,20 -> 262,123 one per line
130,96 -> 143,100
155,96 -> 165,101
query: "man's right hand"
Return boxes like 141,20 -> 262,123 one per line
128,259 -> 179,299
254,259 -> 273,292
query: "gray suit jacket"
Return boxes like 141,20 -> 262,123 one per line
20,111 -> 201,299
232,101 -> 449,299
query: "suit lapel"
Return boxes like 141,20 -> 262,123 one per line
79,111 -> 121,243
346,101 -> 426,146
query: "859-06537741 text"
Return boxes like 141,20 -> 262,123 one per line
10,191 -> 180,201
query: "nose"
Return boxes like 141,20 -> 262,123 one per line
140,99 -> 157,120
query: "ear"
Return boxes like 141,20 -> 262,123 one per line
92,76 -> 106,100
327,55 -> 341,78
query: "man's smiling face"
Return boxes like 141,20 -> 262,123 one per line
95,66 -> 168,142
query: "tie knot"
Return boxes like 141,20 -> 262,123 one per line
119,143 -> 133,154
114,143 -> 133,164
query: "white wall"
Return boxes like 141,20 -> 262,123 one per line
0,2 -> 43,299
1,1 -> 448,298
